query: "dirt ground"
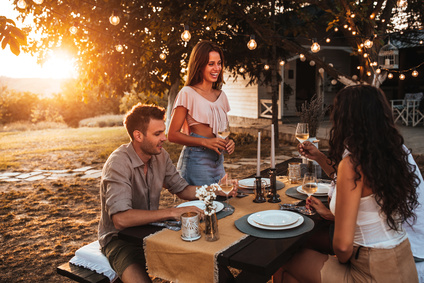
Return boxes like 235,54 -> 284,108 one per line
2,137 -> 423,283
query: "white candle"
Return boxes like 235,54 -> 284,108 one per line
271,124 -> 275,168
257,132 -> 261,176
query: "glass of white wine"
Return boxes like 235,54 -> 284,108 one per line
295,123 -> 309,143
219,173 -> 235,212
302,172 -> 318,215
218,119 -> 231,140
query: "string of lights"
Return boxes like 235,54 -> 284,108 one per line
14,0 -> 424,80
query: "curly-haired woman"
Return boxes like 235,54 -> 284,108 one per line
275,85 -> 419,282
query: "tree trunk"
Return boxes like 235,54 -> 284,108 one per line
165,77 -> 180,132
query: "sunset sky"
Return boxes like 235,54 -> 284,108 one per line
0,0 -> 76,79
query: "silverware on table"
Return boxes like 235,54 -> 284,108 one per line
279,203 -> 316,215
149,220 -> 181,231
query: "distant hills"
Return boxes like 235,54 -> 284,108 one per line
0,76 -> 71,97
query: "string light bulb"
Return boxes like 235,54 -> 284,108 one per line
334,27 -> 339,32
181,25 -> 191,42
115,44 -> 123,52
397,0 -> 407,8
17,0 -> 27,9
33,0 -> 43,4
412,70 -> 419,77
319,68 -> 324,74
367,71 -> 372,76
364,39 -> 373,49
279,60 -> 285,66
352,75 -> 358,80
247,35 -> 257,50
69,26 -> 78,34
326,38 -> 331,43
370,13 -> 375,19
311,40 -> 320,53
343,24 -> 348,29
331,79 -> 337,85
399,74 -> 406,80
363,53 -> 368,58
264,64 -> 270,70
388,73 -> 394,79
109,11 -> 120,26
376,68 -> 381,74
309,60 -> 316,66
299,54 -> 306,62
159,53 -> 166,60
239,67 -> 245,73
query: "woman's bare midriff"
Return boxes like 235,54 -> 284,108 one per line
190,124 -> 215,138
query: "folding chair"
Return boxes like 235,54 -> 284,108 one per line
391,92 -> 423,126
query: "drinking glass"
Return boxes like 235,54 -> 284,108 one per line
218,119 -> 231,140
295,123 -> 309,143
219,173 -> 235,212
302,172 -> 318,215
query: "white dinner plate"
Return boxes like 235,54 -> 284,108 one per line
238,178 -> 271,189
250,210 -> 299,227
296,183 -> 330,196
177,200 -> 224,213
247,211 -> 304,230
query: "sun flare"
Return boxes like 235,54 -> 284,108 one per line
41,51 -> 77,79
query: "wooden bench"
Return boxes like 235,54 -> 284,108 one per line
57,262 -> 121,283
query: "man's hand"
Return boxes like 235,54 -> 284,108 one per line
169,206 -> 205,220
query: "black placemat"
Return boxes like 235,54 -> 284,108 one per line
234,213 -> 314,239
285,186 -> 328,202
216,202 -> 234,219
238,180 -> 285,195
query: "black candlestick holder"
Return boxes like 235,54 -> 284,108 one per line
268,168 -> 281,203
253,176 -> 266,203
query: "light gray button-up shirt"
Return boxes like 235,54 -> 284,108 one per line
98,142 -> 188,247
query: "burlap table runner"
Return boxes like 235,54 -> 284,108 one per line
144,181 -> 301,283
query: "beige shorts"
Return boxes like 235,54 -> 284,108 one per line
321,239 -> 418,282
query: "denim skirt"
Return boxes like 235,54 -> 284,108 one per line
177,132 -> 225,186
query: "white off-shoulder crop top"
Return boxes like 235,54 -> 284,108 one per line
172,86 -> 231,136
329,153 -> 407,249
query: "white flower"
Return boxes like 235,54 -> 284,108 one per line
195,183 -> 220,214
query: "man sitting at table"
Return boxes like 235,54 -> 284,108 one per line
98,103 -> 224,283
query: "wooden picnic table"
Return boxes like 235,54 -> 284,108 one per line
119,157 -> 330,283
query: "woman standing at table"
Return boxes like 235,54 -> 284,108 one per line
168,40 -> 235,186
274,85 -> 419,282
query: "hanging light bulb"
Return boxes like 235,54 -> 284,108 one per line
397,0 -> 407,8
279,60 -> 285,66
115,44 -> 123,52
352,31 -> 357,35
350,13 -> 356,18
181,25 -> 191,42
239,67 -> 245,73
399,73 -> 406,80
299,54 -> 306,62
352,75 -> 358,80
69,26 -> 78,34
17,0 -> 27,9
367,71 -> 372,76
420,40 -> 423,45
412,70 -> 419,77
370,13 -> 375,19
328,63 -> 333,67
388,73 -> 394,79
331,79 -> 337,85
309,60 -> 316,66
363,53 -> 369,58
334,27 -> 339,32
364,39 -> 373,49
264,64 -> 270,70
311,40 -> 320,53
33,0 -> 43,4
326,38 -> 331,43
109,11 -> 120,26
318,68 -> 324,74
376,68 -> 381,74
247,35 -> 257,50
159,53 -> 166,60
343,24 -> 348,29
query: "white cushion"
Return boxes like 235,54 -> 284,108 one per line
69,240 -> 118,282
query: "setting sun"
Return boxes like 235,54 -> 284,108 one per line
39,51 -> 77,79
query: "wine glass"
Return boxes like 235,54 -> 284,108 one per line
295,123 -> 309,143
219,173 -> 235,212
218,119 -> 231,140
302,172 -> 318,215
